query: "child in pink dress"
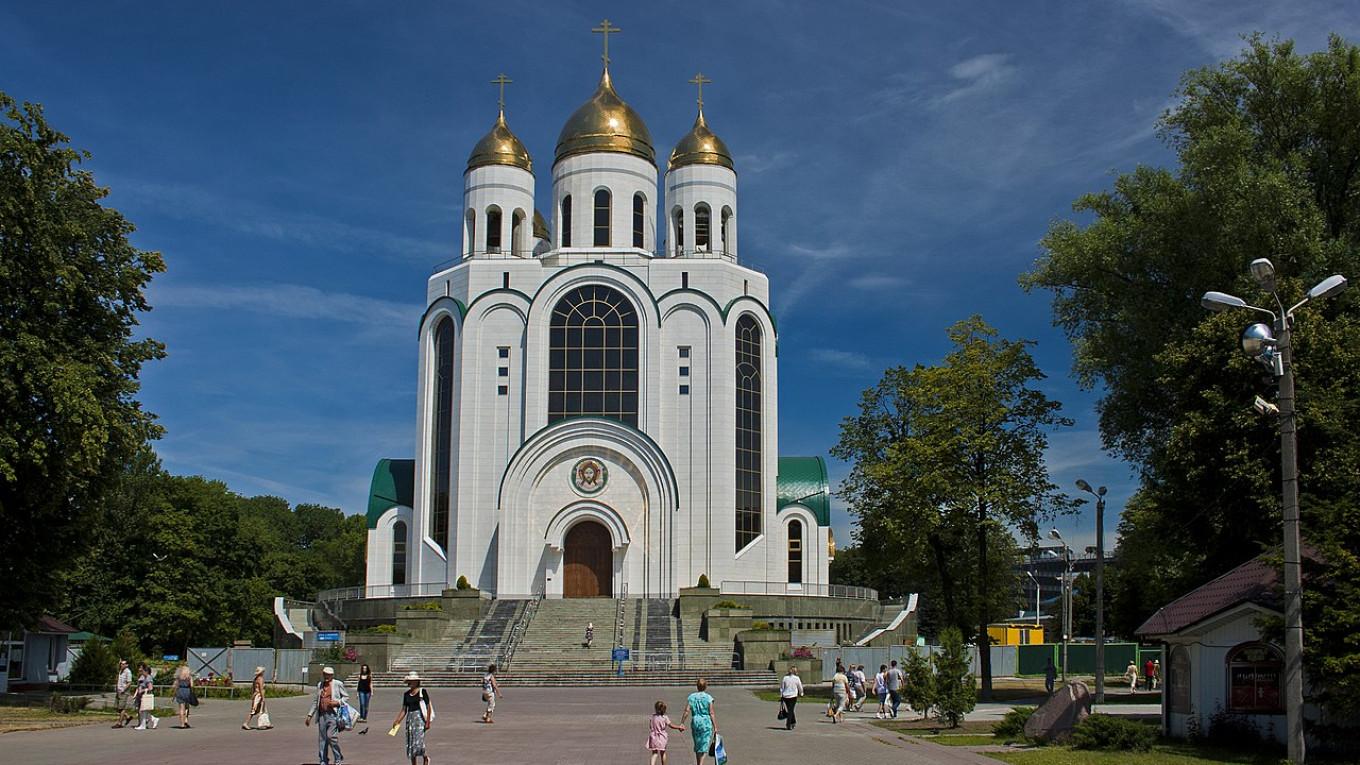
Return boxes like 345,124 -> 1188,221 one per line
646,700 -> 685,765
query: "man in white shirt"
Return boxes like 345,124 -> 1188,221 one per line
779,666 -> 804,730
112,659 -> 133,728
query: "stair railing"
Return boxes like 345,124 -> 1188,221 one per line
614,587 -> 627,648
501,593 -> 542,672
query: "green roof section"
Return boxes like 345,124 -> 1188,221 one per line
367,458 -> 415,529
777,456 -> 831,526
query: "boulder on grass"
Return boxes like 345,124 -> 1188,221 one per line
1023,681 -> 1092,743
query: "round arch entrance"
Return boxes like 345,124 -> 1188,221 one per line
563,521 -> 613,598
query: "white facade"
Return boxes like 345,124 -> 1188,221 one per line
365,65 -> 831,599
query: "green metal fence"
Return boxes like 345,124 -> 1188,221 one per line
1016,643 -> 1161,676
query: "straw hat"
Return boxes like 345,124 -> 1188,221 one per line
404,671 -> 421,682
322,666 -> 335,675
254,666 -> 265,676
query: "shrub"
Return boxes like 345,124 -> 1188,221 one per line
903,649 -> 936,720
789,646 -> 813,659
455,575 -> 472,590
1069,714 -> 1156,751
402,601 -> 443,612
1204,708 -> 1265,747
68,639 -> 116,688
697,574 -> 710,588
315,644 -> 347,663
992,706 -> 1036,742
750,621 -> 771,630
711,600 -> 746,610
48,693 -> 92,714
932,627 -> 976,727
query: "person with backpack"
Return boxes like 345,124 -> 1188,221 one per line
391,671 -> 432,765
305,666 -> 349,765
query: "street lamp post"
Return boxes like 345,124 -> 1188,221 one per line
1026,571 -> 1041,628
1049,529 -> 1072,684
1077,479 -> 1108,704
1202,261 -> 1349,765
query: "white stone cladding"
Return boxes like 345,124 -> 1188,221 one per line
552,152 -> 658,251
664,162 -> 737,258
464,164 -> 535,257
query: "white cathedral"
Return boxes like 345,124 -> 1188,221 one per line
363,34 -> 833,600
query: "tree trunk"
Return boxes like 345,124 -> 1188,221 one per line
928,531 -> 957,629
977,500 -> 993,701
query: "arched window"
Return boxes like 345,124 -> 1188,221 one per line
486,207 -> 502,253
673,208 -> 684,256
735,314 -> 763,550
561,195 -> 572,247
1168,646 -> 1191,713
632,193 -> 645,248
694,203 -> 711,251
511,210 -> 524,255
391,520 -> 408,586
430,316 -> 454,551
465,210 -> 476,257
1226,642 -> 1283,713
787,519 -> 803,584
593,189 -> 611,246
549,285 -> 638,426
721,207 -> 732,254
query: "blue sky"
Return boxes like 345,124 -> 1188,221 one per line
4,1 -> 1357,555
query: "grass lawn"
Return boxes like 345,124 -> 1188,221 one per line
870,717 -> 997,735
0,708 -> 118,735
988,743 -> 1289,765
913,733 -> 1003,747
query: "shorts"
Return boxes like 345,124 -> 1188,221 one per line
483,692 -> 496,713
877,691 -> 888,704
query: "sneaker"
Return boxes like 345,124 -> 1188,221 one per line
150,717 -> 159,729
134,724 -> 146,731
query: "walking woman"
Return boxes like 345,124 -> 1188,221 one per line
679,678 -> 718,765
480,664 -> 502,723
133,663 -> 159,730
172,665 -> 195,728
391,671 -> 432,765
357,664 -> 373,723
243,666 -> 271,730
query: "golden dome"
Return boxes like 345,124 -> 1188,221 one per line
533,209 -> 549,240
555,70 -> 655,165
467,111 -> 532,173
668,110 -> 733,171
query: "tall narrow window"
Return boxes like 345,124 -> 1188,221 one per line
632,193 -> 645,248
721,207 -> 732,254
673,208 -> 684,255
465,210 -> 476,257
787,520 -> 803,584
561,195 -> 572,247
486,207 -> 502,253
593,189 -> 611,246
430,317 -> 454,551
391,520 -> 408,585
735,314 -> 763,550
694,203 -> 711,250
549,285 -> 639,427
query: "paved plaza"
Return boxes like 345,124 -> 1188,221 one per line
2,684 -> 1038,765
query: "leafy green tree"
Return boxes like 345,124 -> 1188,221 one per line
0,91 -> 164,630
67,639 -> 116,688
834,316 -> 1073,699
1022,33 -> 1360,717
902,649 -> 936,720
933,627 -> 976,727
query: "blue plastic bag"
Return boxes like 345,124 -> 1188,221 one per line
713,733 -> 728,765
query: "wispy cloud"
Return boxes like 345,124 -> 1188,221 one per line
107,177 -> 450,262
934,53 -> 1017,106
736,150 -> 797,175
152,283 -> 419,333
1120,0 -> 1360,58
807,348 -> 877,372
847,274 -> 910,291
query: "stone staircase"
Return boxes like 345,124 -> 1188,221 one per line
358,597 -> 776,688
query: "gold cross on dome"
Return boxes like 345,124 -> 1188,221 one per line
490,73 -> 512,111
689,72 -> 712,109
592,19 -> 621,67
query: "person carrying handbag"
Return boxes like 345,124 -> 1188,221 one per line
778,666 -> 804,730
305,666 -> 349,765
243,666 -> 272,730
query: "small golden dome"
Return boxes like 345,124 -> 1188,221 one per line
555,70 -> 655,165
668,110 -> 733,171
532,209 -> 549,240
467,111 -> 532,173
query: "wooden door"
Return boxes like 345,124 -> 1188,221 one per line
563,521 -> 612,598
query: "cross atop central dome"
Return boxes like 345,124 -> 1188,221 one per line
554,20 -> 655,166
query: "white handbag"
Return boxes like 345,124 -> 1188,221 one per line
257,710 -> 272,729
139,693 -> 155,712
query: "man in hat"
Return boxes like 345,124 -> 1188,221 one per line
305,666 -> 349,765
112,659 -> 133,728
